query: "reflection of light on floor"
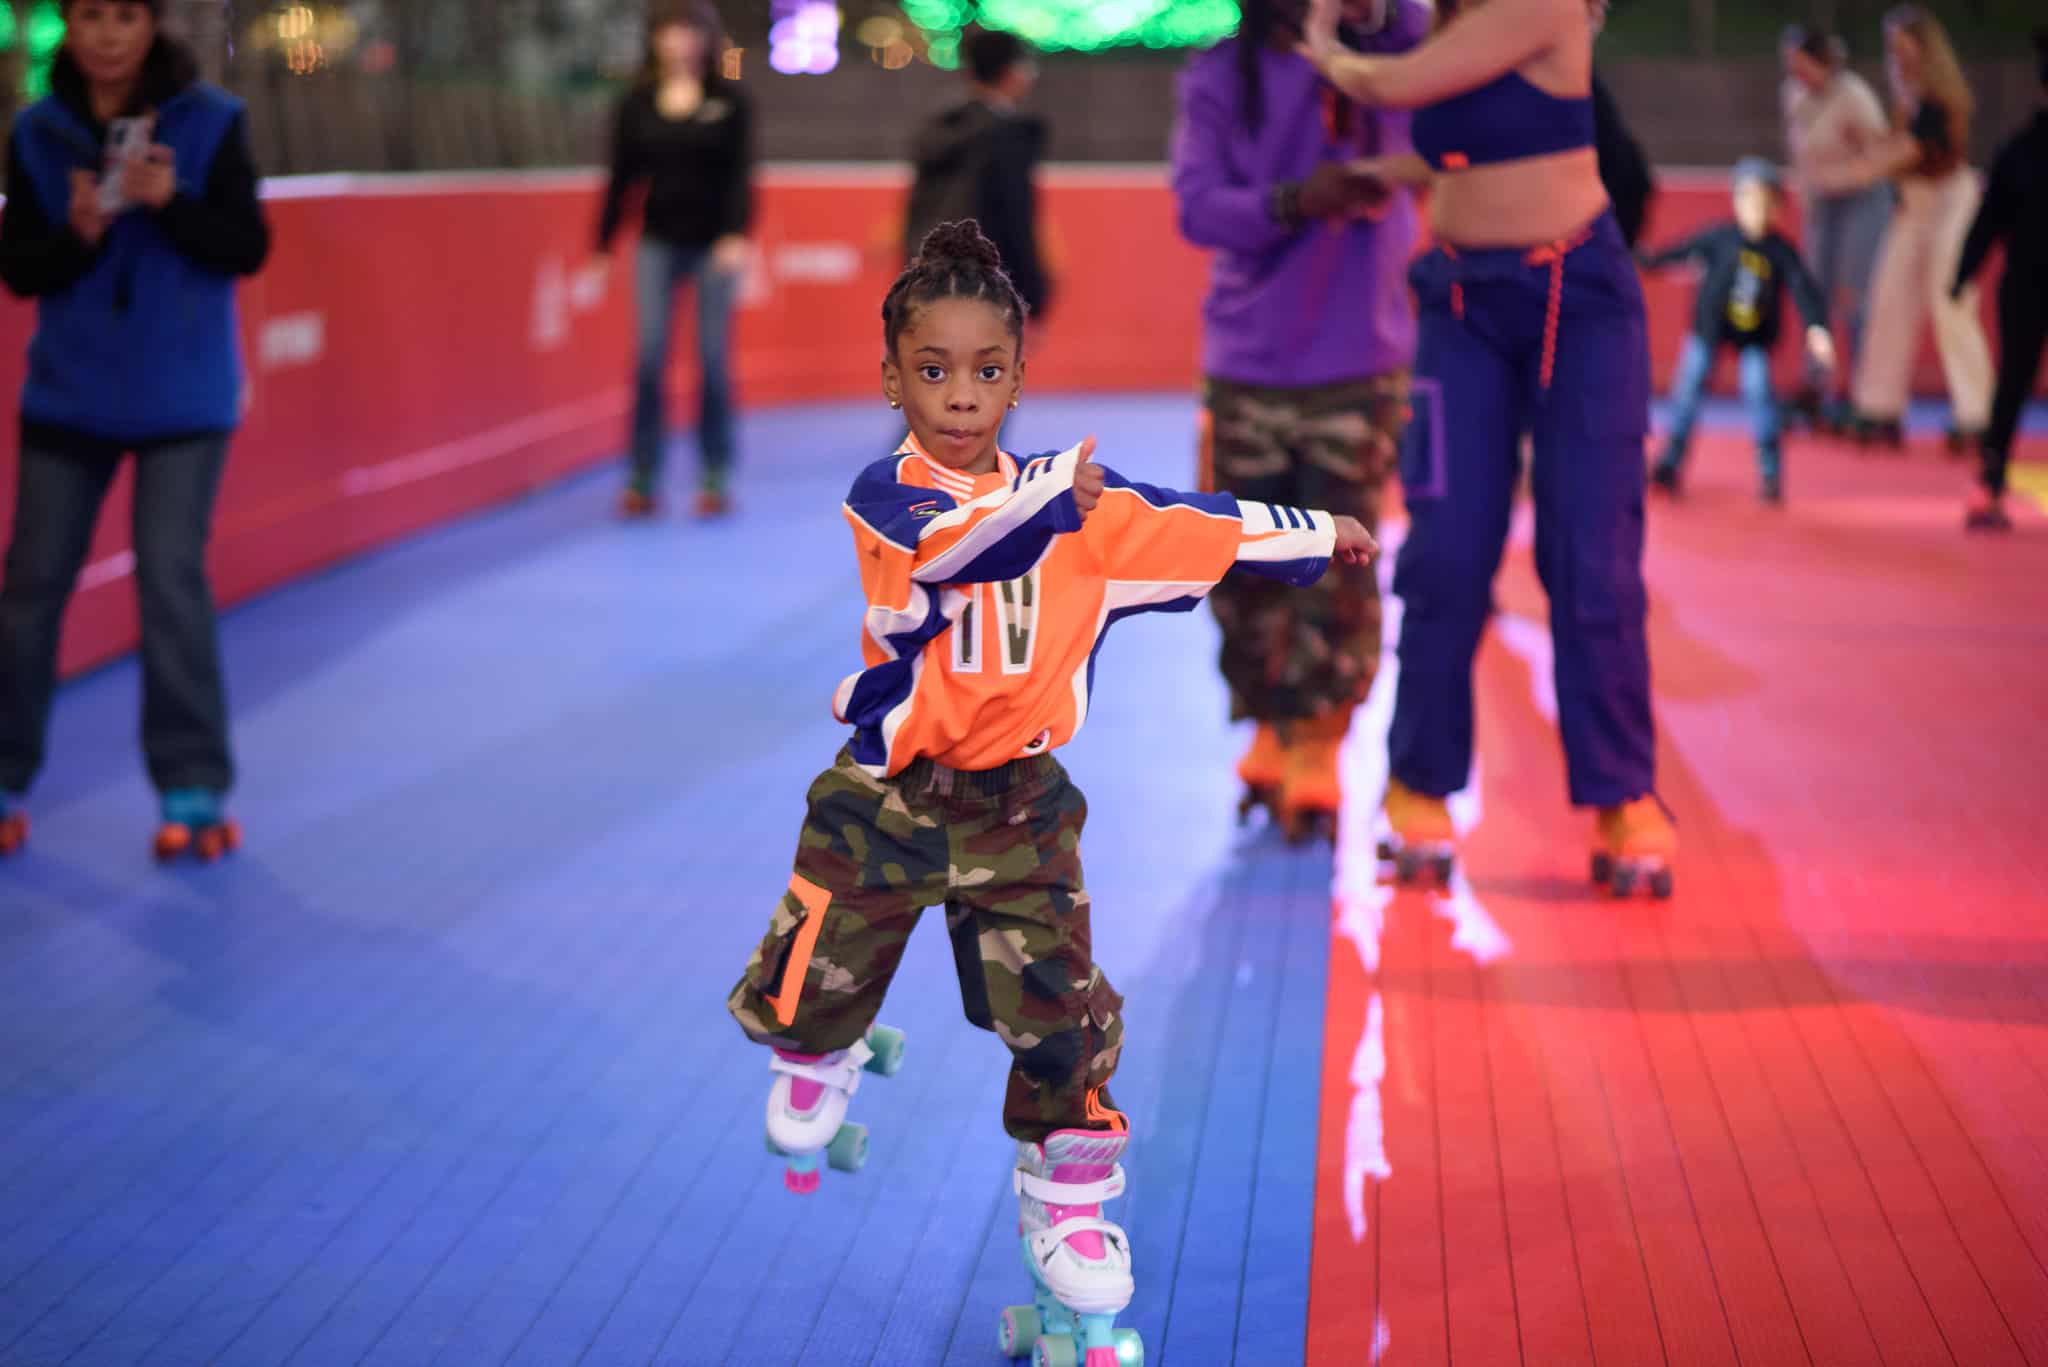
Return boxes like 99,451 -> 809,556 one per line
1327,520 -> 1519,1362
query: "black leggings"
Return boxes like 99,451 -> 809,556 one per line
1983,270 -> 2048,496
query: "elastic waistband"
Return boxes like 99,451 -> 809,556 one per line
895,752 -> 1061,799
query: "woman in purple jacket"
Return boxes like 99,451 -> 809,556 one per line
1170,0 -> 1429,843
1299,0 -> 1676,898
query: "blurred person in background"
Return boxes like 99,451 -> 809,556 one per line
1780,24 -> 1893,433
902,30 -> 1052,325
1639,157 -> 1834,504
1589,2 -> 1653,249
1299,0 -> 1676,898
1170,0 -> 1429,843
593,0 -> 753,520
1845,4 -> 1991,454
0,0 -> 269,863
1949,28 -> 2048,533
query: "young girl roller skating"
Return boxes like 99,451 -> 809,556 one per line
725,221 -> 1376,1366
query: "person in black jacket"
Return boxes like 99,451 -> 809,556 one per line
1591,71 -> 1653,248
1950,30 -> 2048,533
1588,2 -> 1654,249
593,0 -> 753,520
902,30 -> 1051,322
0,0 -> 269,862
1640,158 -> 1833,503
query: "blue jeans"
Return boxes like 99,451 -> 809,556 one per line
0,435 -> 233,795
632,238 -> 739,494
1660,334 -> 1783,481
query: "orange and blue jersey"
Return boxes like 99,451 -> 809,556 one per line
833,436 -> 1338,776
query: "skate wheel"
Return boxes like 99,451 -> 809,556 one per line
764,1131 -> 785,1157
999,1305 -> 1042,1357
1610,865 -> 1639,899
1590,850 -> 1613,886
863,1025 -> 906,1077
196,822 -> 239,863
1032,1334 -> 1079,1367
154,824 -> 193,862
0,812 -> 26,856
1650,868 -> 1675,900
826,1122 -> 867,1173
1431,852 -> 1455,885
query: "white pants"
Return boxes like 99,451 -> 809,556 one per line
1852,170 -> 1994,427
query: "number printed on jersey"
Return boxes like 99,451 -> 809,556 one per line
950,569 -> 1041,676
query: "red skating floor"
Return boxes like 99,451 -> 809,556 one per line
1308,429 -> 2048,1364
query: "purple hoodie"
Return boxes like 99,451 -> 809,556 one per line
1171,1 -> 1430,388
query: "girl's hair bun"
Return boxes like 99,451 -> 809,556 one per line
915,220 -> 1005,274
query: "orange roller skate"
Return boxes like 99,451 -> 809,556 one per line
154,789 -> 241,864
620,486 -> 659,519
1278,710 -> 1350,846
0,792 -> 26,858
1378,778 -> 1455,886
1235,723 -> 1286,826
694,486 -> 731,519
1591,796 -> 1675,899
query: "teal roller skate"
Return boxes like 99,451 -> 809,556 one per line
998,1128 -> 1142,1367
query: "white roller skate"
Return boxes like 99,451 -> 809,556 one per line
998,1128 -> 1143,1367
763,1025 -> 904,1194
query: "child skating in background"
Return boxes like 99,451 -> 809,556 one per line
1639,157 -> 1835,502
725,221 -> 1375,1367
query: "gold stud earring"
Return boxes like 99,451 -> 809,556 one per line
890,399 -> 901,409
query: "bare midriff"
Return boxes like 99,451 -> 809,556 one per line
1429,146 -> 1610,248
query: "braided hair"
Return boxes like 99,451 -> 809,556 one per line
882,220 -> 1030,357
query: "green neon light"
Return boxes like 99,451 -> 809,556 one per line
902,0 -> 1240,67
1,3 -> 69,100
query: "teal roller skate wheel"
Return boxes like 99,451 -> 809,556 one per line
1114,1328 -> 1144,1367
764,1131 -> 784,1157
864,1025 -> 906,1076
998,1305 -> 1041,1357
1031,1334 -> 1078,1367
826,1122 -> 868,1173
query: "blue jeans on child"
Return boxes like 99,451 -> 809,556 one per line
1657,333 -> 1782,484
631,237 -> 739,495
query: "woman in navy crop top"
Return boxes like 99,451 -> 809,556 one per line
1298,0 -> 1678,898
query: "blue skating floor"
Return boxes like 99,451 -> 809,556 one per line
0,396 -> 1330,1367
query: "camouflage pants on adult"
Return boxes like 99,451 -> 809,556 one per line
728,748 -> 1125,1144
1200,372 -> 1407,726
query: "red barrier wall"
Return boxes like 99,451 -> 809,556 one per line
0,165 -> 2020,678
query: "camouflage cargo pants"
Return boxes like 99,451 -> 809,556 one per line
1200,372 -> 1407,725
728,748 -> 1125,1143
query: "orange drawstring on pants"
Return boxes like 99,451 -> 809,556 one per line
1523,224 -> 1594,391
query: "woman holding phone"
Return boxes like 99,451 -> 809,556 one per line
0,0 -> 269,862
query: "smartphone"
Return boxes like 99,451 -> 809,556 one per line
97,117 -> 153,215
